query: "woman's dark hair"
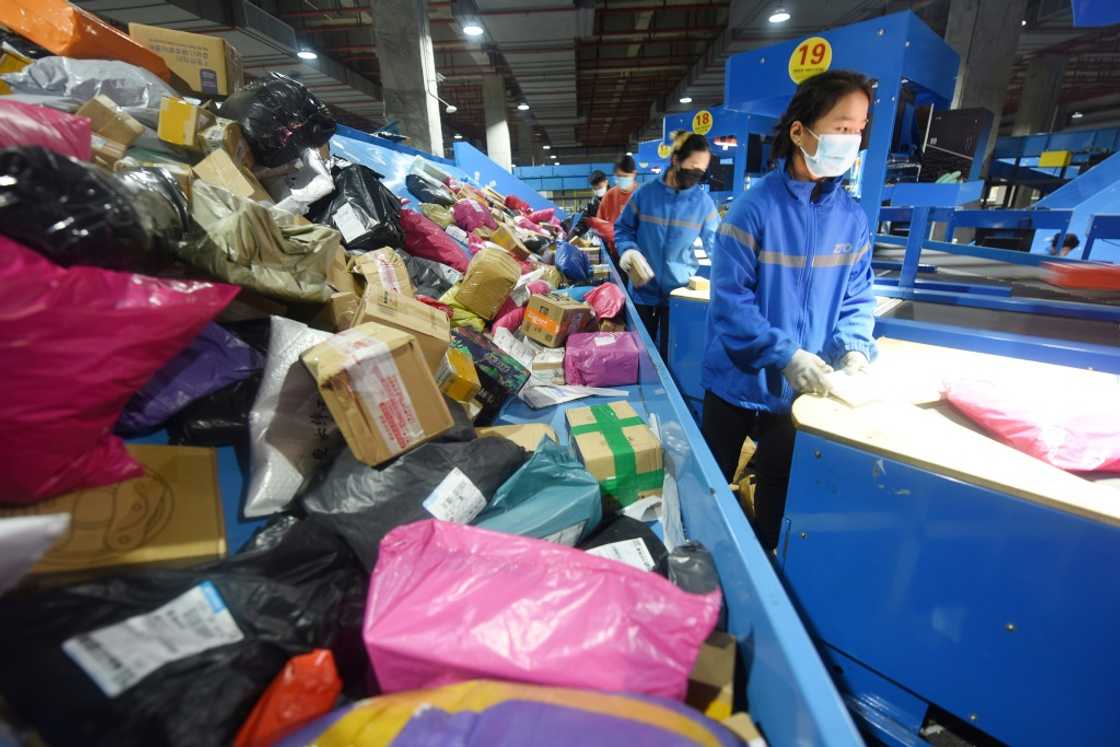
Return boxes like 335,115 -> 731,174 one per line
771,70 -> 874,163
615,155 -> 637,173
668,131 -> 710,166
590,169 -> 608,186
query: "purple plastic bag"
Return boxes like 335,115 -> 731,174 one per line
116,322 -> 264,435
564,332 -> 640,387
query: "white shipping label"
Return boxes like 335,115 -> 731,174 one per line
423,468 -> 487,524
593,334 -> 617,347
541,521 -> 586,546
374,254 -> 402,293
586,538 -> 656,571
63,582 -> 243,698
333,203 -> 369,244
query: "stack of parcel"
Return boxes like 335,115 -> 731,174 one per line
0,3 -> 762,746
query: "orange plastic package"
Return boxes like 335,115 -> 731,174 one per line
0,0 -> 171,82
1043,261 -> 1120,291
234,649 -> 342,747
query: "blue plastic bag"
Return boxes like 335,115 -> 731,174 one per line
473,438 -> 601,545
555,241 -> 591,282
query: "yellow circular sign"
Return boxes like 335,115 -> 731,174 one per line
691,109 -> 714,136
657,142 -> 672,159
788,36 -> 833,84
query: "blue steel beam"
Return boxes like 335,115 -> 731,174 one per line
874,285 -> 1120,323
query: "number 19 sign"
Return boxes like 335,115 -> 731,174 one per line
788,36 -> 832,84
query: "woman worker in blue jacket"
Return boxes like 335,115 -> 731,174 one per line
613,132 -> 720,356
701,70 -> 877,551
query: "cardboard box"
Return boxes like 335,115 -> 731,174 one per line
301,324 -> 453,466
578,245 -> 602,265
688,276 -> 711,291
0,445 -> 226,575
75,95 -> 145,147
565,401 -> 663,506
686,631 -> 736,721
352,248 -> 415,298
457,247 -> 521,320
598,317 -> 627,333
522,293 -> 593,348
477,424 -> 558,452
89,134 -> 127,168
158,96 -> 214,149
490,224 -> 530,260
192,148 -> 271,202
129,22 -> 242,96
199,118 -> 254,169
436,347 -> 481,403
353,289 -> 451,374
531,348 -> 565,385
450,328 -> 531,424
591,263 -> 610,283
540,265 -> 565,289
0,47 -> 33,95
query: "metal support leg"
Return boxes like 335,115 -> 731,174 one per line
899,205 -> 931,289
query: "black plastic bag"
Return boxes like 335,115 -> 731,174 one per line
165,372 -> 262,448
436,393 -> 477,443
307,161 -> 403,252
303,437 -> 528,571
405,173 -> 455,207
658,540 -> 727,630
0,146 -> 185,271
401,250 -> 462,298
218,73 -> 335,168
579,515 -> 669,573
0,520 -> 367,747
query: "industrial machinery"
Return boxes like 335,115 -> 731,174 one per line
660,105 -> 776,203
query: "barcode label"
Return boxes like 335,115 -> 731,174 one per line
587,539 -> 656,570
62,581 -> 244,698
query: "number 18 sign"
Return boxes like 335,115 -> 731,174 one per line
788,36 -> 832,84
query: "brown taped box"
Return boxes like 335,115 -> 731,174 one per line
129,22 -> 243,96
564,401 -> 663,503
192,148 -> 271,202
301,324 -> 453,466
686,631 -> 736,721
353,289 -> 451,374
456,247 -> 521,320
75,95 -> 144,147
199,118 -> 254,169
490,224 -> 530,260
477,424 -> 558,452
89,134 -> 127,168
0,445 -> 226,576
521,293 -> 593,348
352,248 -> 415,298
157,96 -> 215,149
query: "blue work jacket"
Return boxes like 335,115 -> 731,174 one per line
613,177 -> 719,305
701,162 -> 876,413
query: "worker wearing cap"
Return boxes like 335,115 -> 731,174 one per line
700,70 -> 877,551
613,132 -> 720,357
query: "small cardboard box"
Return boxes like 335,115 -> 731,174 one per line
75,95 -> 145,147
457,247 -> 521,320
531,348 -> 565,385
450,328 -> 531,424
490,224 -> 530,260
89,134 -> 127,168
540,265 -> 565,289
158,96 -> 215,149
353,289 -> 451,374
352,248 -> 415,298
688,275 -> 711,291
436,347 -> 481,403
686,631 -> 736,721
199,118 -> 254,169
477,423 -> 558,452
591,263 -> 610,283
522,293 -> 593,348
0,47 -> 33,95
129,22 -> 243,96
565,401 -> 663,506
192,148 -> 271,202
301,324 -> 453,466
0,445 -> 226,575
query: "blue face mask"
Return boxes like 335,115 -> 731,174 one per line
799,128 -> 861,178
616,175 -> 635,190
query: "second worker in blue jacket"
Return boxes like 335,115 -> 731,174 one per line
701,70 -> 878,551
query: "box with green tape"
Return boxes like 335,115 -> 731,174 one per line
565,401 -> 663,506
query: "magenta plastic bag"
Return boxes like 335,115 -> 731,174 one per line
492,305 -> 524,333
363,520 -> 720,698
0,100 -> 91,160
564,332 -> 641,387
945,379 -> 1120,472
584,282 -> 626,319
0,237 -> 238,503
116,323 -> 265,436
528,208 -> 555,224
453,198 -> 497,233
401,209 -> 469,273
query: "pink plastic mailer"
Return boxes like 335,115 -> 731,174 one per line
401,209 -> 469,273
584,282 -> 626,319
564,331 -> 641,387
364,520 -> 720,699
945,379 -> 1120,473
0,100 -> 91,160
452,198 -> 497,233
0,237 -> 238,503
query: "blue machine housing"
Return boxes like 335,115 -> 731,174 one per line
660,105 -> 777,202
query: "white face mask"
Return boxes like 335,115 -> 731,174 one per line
616,175 -> 635,190
799,127 -> 862,178
593,186 -> 607,198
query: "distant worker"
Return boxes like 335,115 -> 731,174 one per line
596,155 -> 639,225
701,70 -> 877,551
1049,233 -> 1080,257
586,169 -> 608,217
614,132 -> 719,357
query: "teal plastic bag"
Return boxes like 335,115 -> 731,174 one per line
474,438 -> 601,545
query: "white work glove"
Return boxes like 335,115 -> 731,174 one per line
839,351 -> 870,374
782,349 -> 834,395
619,249 -> 655,287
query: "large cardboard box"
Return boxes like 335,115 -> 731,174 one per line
449,328 -> 531,424
75,95 -> 144,147
129,22 -> 243,96
522,293 -> 592,348
456,247 -> 520,320
0,445 -> 226,575
436,347 -> 480,403
192,148 -> 271,202
301,324 -> 453,466
477,423 -> 557,452
565,401 -> 663,506
686,631 -> 736,721
158,96 -> 214,149
353,290 -> 451,374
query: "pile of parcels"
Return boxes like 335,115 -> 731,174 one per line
0,3 -> 765,747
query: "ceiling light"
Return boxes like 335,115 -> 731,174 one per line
549,154 -> 557,159
542,145 -> 551,150
1072,111 -> 1084,119
1020,19 -> 1027,26
679,96 -> 693,104
297,49 -> 318,61
463,23 -> 484,37
445,104 -> 458,114
768,8 -> 791,23
517,102 -> 530,111
454,133 -> 463,139
626,151 -> 633,156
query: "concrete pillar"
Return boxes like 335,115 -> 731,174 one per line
1012,54 -> 1068,136
482,75 -> 512,172
371,0 -> 443,155
516,120 -> 535,167
944,0 -> 1028,173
